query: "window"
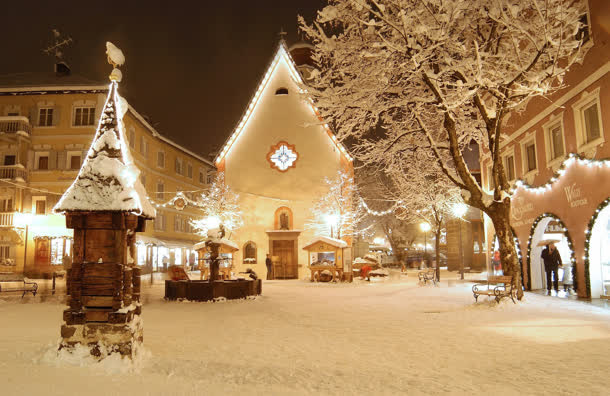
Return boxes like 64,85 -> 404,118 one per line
38,108 -> 54,126
548,123 -> 564,161
576,12 -> 590,44
38,155 -> 49,170
274,207 -> 293,230
199,170 -> 205,184
504,155 -> 515,181
140,136 -> 148,157
175,158 -> 182,175
128,127 -> 135,149
34,198 -> 46,215
70,155 -> 81,170
275,87 -> 288,95
573,89 -> 604,152
487,165 -> 495,190
206,171 -> 214,184
3,155 -> 16,166
0,198 -> 13,212
50,238 -> 65,265
243,241 -> 257,264
156,181 -> 164,200
0,245 -> 10,259
525,142 -> 537,172
187,163 -> 193,179
73,106 -> 96,126
154,212 -> 166,231
157,151 -> 165,168
7,112 -> 18,116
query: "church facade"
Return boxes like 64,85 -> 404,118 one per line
215,42 -> 353,280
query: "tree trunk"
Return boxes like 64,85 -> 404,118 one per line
435,227 -> 441,282
487,200 -> 523,300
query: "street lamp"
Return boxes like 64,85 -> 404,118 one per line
452,203 -> 468,280
420,222 -> 431,268
325,213 -> 339,239
14,212 -> 33,276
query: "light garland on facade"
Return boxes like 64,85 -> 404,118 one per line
214,41 -> 353,166
512,153 -> 610,194
582,197 -> 609,298
526,213 -> 577,293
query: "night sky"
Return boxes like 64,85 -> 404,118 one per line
1,1 -> 327,158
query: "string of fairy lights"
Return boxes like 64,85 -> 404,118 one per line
582,197 -> 610,298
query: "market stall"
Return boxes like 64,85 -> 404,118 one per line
303,236 -> 351,282
194,238 -> 238,280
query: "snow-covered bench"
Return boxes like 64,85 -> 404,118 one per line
418,269 -> 436,286
472,275 -> 515,303
0,273 -> 38,297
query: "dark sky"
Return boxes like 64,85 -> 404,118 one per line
1,0 -> 327,158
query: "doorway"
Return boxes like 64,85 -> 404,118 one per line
588,202 -> 610,298
272,240 -> 297,279
528,215 -> 574,291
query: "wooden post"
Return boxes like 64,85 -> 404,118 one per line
208,242 -> 220,283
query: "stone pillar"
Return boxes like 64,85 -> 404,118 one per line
60,212 -> 145,358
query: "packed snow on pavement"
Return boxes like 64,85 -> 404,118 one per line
0,273 -> 608,395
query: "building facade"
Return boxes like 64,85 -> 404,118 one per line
215,42 -> 353,280
481,0 -> 610,298
0,69 -> 215,277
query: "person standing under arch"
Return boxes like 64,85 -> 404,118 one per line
541,242 -> 562,294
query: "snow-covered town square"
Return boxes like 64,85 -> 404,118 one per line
1,0 -> 610,394
1,275 -> 609,395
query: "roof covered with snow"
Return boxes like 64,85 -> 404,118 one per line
54,80 -> 155,218
303,236 -> 348,250
194,238 -> 239,252
0,72 -> 106,92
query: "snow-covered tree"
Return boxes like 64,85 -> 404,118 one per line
300,0 -> 586,298
191,173 -> 243,239
306,170 -> 370,239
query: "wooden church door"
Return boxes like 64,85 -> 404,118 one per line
272,240 -> 297,279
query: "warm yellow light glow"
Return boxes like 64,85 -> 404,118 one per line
373,237 -> 385,245
420,222 -> 431,232
13,212 -> 33,228
325,214 -> 339,226
452,203 -> 468,218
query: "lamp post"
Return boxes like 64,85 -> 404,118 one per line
420,222 -> 431,268
14,212 -> 33,276
452,203 -> 468,280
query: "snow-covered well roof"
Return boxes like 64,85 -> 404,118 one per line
303,236 -> 348,250
54,80 -> 155,218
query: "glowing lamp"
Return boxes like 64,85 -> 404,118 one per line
452,203 -> 468,218
420,222 -> 431,232
14,212 -> 33,228
325,214 -> 339,226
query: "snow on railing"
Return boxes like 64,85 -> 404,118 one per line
0,116 -> 31,135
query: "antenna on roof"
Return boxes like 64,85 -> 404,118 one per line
43,29 -> 73,61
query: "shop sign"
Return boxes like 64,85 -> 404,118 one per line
545,221 -> 564,234
564,183 -> 588,208
511,197 -> 534,221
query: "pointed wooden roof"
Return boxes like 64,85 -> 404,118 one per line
55,80 -> 155,218
214,40 -> 352,166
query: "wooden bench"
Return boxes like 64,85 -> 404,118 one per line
0,273 -> 38,297
418,269 -> 437,285
472,275 -> 516,303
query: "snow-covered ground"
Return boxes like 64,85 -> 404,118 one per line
0,272 -> 608,395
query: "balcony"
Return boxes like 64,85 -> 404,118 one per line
0,165 -> 27,182
0,212 -> 14,227
0,116 -> 31,136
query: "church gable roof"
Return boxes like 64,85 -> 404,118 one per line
215,40 -> 352,166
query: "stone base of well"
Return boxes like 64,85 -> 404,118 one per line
59,304 -> 143,358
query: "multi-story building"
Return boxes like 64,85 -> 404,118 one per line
0,66 -> 215,277
481,0 -> 610,299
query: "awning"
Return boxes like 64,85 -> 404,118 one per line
136,235 -> 197,249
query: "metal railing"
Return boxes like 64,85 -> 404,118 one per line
0,165 -> 27,181
0,212 -> 13,227
0,116 -> 31,136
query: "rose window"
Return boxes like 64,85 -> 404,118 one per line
267,142 -> 298,172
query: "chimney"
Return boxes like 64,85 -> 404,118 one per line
55,61 -> 71,76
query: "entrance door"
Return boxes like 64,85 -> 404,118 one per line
273,240 -> 297,279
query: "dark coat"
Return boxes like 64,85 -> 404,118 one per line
265,257 -> 272,267
541,247 -> 562,271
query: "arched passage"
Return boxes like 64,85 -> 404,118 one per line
526,213 -> 576,293
585,197 -> 610,299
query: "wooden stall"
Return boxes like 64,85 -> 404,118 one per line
194,239 -> 238,280
303,237 -> 351,282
